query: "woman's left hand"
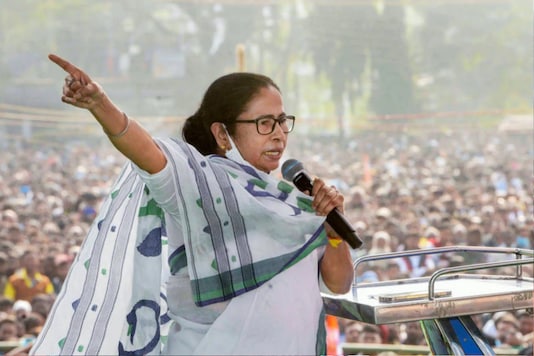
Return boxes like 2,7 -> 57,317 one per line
311,178 -> 344,217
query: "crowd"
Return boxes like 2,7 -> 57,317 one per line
0,126 -> 532,355
288,128 -> 533,354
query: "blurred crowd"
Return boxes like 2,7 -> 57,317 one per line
0,127 -> 532,355
288,128 -> 533,354
0,141 -> 125,352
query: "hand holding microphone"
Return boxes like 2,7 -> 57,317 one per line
282,159 -> 363,249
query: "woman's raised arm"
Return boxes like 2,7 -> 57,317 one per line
49,54 -> 166,174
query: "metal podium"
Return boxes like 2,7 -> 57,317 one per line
322,246 -> 534,355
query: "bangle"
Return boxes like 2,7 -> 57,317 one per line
104,112 -> 130,139
328,235 -> 343,248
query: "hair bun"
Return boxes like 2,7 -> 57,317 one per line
182,114 -> 212,155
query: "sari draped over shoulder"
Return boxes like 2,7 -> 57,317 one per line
31,137 -> 327,356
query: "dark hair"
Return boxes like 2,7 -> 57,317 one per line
182,72 -> 280,155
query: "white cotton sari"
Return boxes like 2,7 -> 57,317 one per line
31,137 -> 328,355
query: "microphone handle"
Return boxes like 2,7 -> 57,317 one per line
293,172 -> 314,192
326,209 -> 363,249
292,171 -> 362,249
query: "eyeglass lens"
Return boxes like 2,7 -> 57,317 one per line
257,115 -> 294,134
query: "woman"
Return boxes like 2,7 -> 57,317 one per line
31,54 -> 354,355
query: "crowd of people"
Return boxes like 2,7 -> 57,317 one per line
0,125 -> 532,354
0,142 -> 124,353
290,128 -> 533,354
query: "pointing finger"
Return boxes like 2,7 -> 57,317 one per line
49,54 -> 80,77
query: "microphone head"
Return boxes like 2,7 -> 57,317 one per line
282,159 -> 304,181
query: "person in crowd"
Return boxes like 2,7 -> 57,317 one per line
0,297 -> 14,314
515,224 -> 532,249
50,253 -> 73,293
0,210 -> 19,229
21,312 -> 45,337
494,312 -> 522,349
517,310 -> 533,343
31,54 -> 355,356
3,250 -> 54,302
463,225 -> 488,264
0,252 -> 10,293
357,324 -> 383,344
382,324 -> 401,344
12,300 -> 32,322
395,231 -> 436,278
401,321 -> 427,346
367,231 -> 392,270
344,320 -> 364,343
420,226 -> 441,248
383,261 -> 407,281
483,311 -> 520,347
451,223 -> 467,245
0,317 -> 20,342
29,294 -> 54,320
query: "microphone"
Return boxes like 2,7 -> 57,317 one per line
282,159 -> 363,249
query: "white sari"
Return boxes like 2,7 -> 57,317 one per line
31,137 -> 328,355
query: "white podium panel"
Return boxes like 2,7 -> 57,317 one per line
323,246 -> 534,324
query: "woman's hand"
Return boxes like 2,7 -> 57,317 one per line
49,54 -> 105,110
48,53 -> 167,174
311,178 -> 346,237
311,178 -> 344,217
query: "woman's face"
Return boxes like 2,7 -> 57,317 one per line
232,86 -> 288,173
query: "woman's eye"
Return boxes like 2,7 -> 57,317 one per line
259,118 -> 273,126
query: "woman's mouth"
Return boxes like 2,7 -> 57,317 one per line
264,150 -> 282,159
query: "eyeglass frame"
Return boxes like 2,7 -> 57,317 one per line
233,114 -> 295,135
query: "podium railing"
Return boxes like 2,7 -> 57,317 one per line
322,246 -> 534,355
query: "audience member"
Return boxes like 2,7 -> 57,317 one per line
395,231 -> 436,278
0,317 -> 20,342
50,253 -> 73,293
0,297 -> 14,314
29,294 -> 54,320
358,324 -> 383,344
3,250 -> 54,302
12,300 -> 32,321
344,320 -> 363,343
401,321 -> 427,346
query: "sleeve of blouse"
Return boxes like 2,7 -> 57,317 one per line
133,158 -> 181,218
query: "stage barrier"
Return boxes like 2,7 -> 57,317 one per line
323,246 -> 534,355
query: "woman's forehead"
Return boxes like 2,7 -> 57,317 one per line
242,86 -> 283,115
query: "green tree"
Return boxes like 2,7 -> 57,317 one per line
369,3 -> 419,117
301,2 -> 378,136
414,1 -> 531,112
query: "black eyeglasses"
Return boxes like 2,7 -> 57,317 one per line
234,114 -> 295,135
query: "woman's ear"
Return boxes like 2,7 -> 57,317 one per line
210,122 -> 230,152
